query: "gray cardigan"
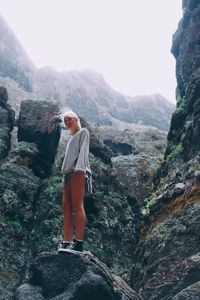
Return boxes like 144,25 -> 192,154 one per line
61,128 -> 91,175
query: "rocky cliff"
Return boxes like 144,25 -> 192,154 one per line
131,1 -> 200,299
0,90 -> 147,299
2,1 -> 199,299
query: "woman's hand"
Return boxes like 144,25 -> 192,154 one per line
61,168 -> 75,175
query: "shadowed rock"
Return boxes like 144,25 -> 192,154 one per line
0,86 -> 15,158
17,100 -> 61,177
15,252 -> 143,300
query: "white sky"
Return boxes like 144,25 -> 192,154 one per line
0,0 -> 182,103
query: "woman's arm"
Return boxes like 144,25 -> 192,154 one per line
75,129 -> 90,173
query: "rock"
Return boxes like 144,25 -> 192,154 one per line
15,283 -> 44,300
17,100 -> 61,177
172,281 -> 200,299
0,86 -> 15,159
80,117 -> 113,165
112,154 -> 160,208
0,86 -> 15,130
16,252 -> 142,300
0,126 -> 11,158
137,8 -> 200,298
90,125 -> 166,208
0,161 -> 40,299
9,141 -> 39,169
131,187 -> 200,299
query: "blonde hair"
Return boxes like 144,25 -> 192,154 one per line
62,110 -> 81,129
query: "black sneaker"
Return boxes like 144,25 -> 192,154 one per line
58,241 -> 71,253
66,240 -> 84,254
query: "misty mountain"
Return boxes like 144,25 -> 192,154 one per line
0,14 -> 35,92
0,13 -> 175,131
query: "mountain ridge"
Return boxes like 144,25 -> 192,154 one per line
0,13 -> 175,131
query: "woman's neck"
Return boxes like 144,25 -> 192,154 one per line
71,126 -> 80,135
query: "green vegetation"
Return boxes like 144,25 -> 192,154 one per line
147,162 -> 157,173
8,219 -> 22,229
177,95 -> 187,110
143,196 -> 153,215
41,236 -> 52,247
166,142 -> 184,161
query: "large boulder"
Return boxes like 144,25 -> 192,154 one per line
0,161 -> 40,299
15,252 -> 142,300
17,100 -> 61,177
90,125 -> 166,208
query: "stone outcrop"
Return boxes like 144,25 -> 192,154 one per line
1,100 -> 144,298
15,252 -> 142,300
0,86 -> 15,158
91,125 -> 166,208
130,1 -> 200,299
0,161 -> 40,299
17,100 -> 61,177
0,99 -> 61,299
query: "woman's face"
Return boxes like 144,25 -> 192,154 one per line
64,116 -> 77,130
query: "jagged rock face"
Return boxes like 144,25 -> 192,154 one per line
0,86 -> 15,129
130,1 -> 200,299
166,0 -> 200,162
0,162 -> 40,299
15,252 -> 142,300
80,117 -> 113,165
132,198 -> 200,299
0,86 -> 15,158
91,125 -> 166,208
17,100 -> 61,177
1,100 -> 145,298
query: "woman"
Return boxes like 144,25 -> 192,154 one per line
58,111 -> 91,254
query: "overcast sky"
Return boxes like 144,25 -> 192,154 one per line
0,0 -> 182,103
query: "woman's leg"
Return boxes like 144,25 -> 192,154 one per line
71,171 -> 86,240
62,183 -> 73,241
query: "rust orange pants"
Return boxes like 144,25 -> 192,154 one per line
62,171 -> 86,241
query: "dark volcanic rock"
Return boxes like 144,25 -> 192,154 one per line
168,0 -> 200,161
130,2 -> 200,299
91,125 -> 166,208
0,162 -> 40,299
16,252 -> 142,300
80,116 -> 113,165
15,284 -> 44,300
132,198 -> 200,299
173,281 -> 200,299
18,100 -> 61,177
0,86 -> 15,158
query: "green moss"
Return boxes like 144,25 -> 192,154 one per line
177,95 -> 187,110
166,143 -> 184,161
147,163 -> 157,173
142,196 -> 153,215
8,219 -> 22,229
41,236 -> 52,246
